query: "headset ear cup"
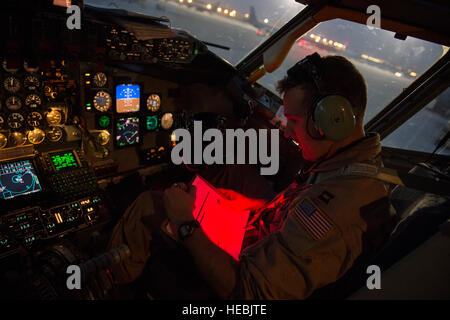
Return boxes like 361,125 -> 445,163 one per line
313,95 -> 356,141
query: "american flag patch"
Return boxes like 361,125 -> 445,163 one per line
291,197 -> 333,240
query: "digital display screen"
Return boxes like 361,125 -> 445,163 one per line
116,84 -> 140,113
116,117 -> 140,147
50,151 -> 80,171
0,160 -> 43,200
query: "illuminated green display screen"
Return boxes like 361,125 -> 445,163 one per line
51,152 -> 79,171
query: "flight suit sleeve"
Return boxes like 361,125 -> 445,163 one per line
230,205 -> 356,300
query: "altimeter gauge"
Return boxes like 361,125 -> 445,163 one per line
93,91 -> 112,112
147,94 -> 161,112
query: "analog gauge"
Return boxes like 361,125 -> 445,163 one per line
0,133 -> 7,149
93,72 -> 108,87
46,126 -> 63,142
161,113 -> 174,130
0,116 -> 4,129
4,76 -> 21,93
46,109 -> 63,125
27,128 -> 46,145
97,130 -> 111,146
7,113 -> 25,129
6,96 -> 22,111
93,91 -> 112,112
24,75 -> 40,91
9,131 -> 27,146
25,94 -> 42,108
147,94 -> 161,112
27,111 -> 43,127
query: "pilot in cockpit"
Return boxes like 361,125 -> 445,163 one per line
107,53 -> 398,299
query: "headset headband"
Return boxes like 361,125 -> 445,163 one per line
287,52 -> 324,95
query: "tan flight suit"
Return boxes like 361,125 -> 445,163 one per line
231,133 -> 398,299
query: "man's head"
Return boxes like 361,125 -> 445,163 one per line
277,53 -> 367,162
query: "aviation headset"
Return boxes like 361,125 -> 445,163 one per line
286,52 -> 356,141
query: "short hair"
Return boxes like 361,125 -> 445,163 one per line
277,55 -> 368,122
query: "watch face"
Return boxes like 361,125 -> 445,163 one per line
178,220 -> 200,241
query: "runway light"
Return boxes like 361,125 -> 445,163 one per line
206,3 -> 212,10
217,7 -> 222,12
394,72 -> 402,77
264,18 -> 269,24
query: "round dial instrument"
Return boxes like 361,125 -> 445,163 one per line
0,133 -> 7,149
93,72 -> 108,87
4,76 -> 21,93
147,94 -> 161,112
25,94 -> 42,108
161,113 -> 174,130
46,109 -> 63,125
7,113 -> 25,129
93,91 -> 112,112
9,131 -> 27,146
46,126 -> 63,142
97,130 -> 111,146
6,96 -> 22,111
24,75 -> 40,91
27,128 -> 46,145
27,111 -> 43,127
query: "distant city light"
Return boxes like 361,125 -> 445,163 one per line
410,71 -> 417,77
206,3 -> 212,10
244,13 -> 249,18
187,0 -> 192,3
264,18 -> 269,24
179,0 -> 183,3
310,33 -> 315,38
217,7 -> 222,13
230,10 -> 236,17
224,9 -> 229,14
394,72 -> 402,77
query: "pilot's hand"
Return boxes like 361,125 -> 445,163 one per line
217,188 -> 267,211
163,183 -> 197,227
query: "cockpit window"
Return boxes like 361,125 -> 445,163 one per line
383,87 -> 450,155
257,19 -> 446,124
84,0 -> 306,65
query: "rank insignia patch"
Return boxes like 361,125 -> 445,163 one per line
291,197 -> 334,240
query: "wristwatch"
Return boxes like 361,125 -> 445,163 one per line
178,220 -> 201,241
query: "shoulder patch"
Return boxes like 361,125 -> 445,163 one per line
290,197 -> 334,241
